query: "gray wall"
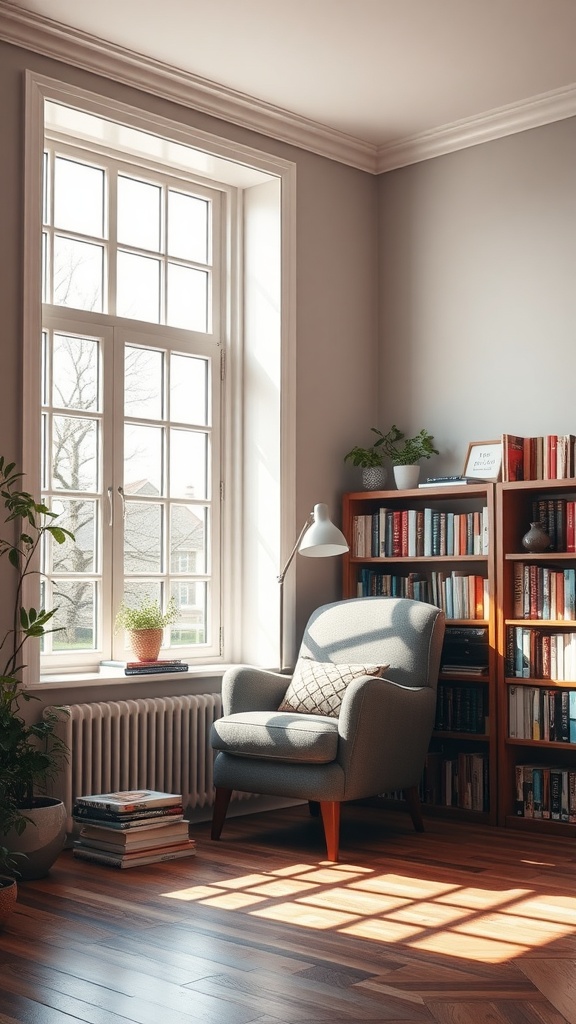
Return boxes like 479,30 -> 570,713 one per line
377,118 -> 576,478
0,39 -> 379,662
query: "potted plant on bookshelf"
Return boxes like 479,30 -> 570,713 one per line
374,425 -> 439,489
344,428 -> 394,490
0,456 -> 72,883
115,596 -> 178,662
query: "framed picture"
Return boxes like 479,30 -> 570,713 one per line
463,440 -> 502,482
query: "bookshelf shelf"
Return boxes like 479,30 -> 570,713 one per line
342,484 -> 497,825
496,478 -> 576,831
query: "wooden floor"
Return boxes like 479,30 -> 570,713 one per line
1,803 -> 576,1024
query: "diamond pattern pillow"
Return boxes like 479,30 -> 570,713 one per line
278,658 -> 389,718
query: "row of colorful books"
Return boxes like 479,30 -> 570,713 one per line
508,684 -> 576,743
72,789 -> 196,868
512,564 -> 576,620
506,627 -> 576,680
502,433 -> 576,482
351,507 -> 489,559
514,764 -> 576,821
356,569 -> 489,620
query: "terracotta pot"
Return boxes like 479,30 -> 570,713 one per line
0,876 -> 17,929
130,627 -> 164,662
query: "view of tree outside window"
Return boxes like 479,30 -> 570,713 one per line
40,140 -> 223,668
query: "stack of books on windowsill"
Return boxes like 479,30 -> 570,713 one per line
72,790 -> 196,868
99,659 -> 189,675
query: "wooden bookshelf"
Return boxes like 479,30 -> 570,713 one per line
496,478 -> 576,836
342,484 -> 497,825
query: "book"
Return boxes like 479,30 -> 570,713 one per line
418,476 -> 486,487
78,819 -> 190,845
100,659 -> 185,669
74,790 -> 183,813
72,804 -> 184,825
501,434 -> 524,482
72,843 -> 197,869
74,834 -> 194,855
124,663 -> 189,675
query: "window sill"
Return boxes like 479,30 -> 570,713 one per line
27,664 -> 235,693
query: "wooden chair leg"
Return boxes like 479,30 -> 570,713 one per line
404,786 -> 425,832
319,800 -> 341,862
308,800 -> 320,817
211,787 -> 232,840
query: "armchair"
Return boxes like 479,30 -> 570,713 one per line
210,596 -> 445,861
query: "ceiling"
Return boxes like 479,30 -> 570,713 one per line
3,0 -> 576,170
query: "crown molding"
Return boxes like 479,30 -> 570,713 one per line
377,83 -> 576,173
0,3 -> 377,174
2,3 -> 575,176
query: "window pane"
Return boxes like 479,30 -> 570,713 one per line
167,264 -> 208,331
54,157 -> 104,237
118,176 -> 161,251
125,346 -> 163,420
117,251 -> 160,322
167,192 -> 208,262
53,334 -> 100,411
54,237 -> 104,311
170,354 -> 208,425
170,429 -> 207,500
124,502 -> 163,574
42,150 -> 48,225
52,416 -> 98,491
52,579 -> 96,651
121,581 -> 162,613
170,580 -> 207,646
124,424 -> 164,496
51,498 -> 97,574
41,231 -> 48,302
170,505 -> 206,574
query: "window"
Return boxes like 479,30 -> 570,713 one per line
40,137 -> 224,669
24,74 -> 293,682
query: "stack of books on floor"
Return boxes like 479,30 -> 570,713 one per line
72,789 -> 196,868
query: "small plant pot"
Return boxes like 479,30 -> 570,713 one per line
0,876 -> 17,930
3,798 -> 67,880
130,627 -> 164,662
393,465 -> 421,489
362,466 -> 387,490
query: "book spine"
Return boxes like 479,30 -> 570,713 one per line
124,663 -> 189,675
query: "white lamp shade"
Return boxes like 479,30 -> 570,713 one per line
298,503 -> 349,558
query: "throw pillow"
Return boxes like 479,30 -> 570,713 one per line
278,658 -> 389,718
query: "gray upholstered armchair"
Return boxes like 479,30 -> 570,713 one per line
210,596 -> 445,861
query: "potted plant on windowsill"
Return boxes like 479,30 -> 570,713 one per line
0,457 -> 73,890
115,596 -> 178,662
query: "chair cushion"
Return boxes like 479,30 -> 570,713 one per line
277,657 -> 389,717
211,710 -> 339,763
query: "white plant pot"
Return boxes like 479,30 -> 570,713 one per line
393,465 -> 421,490
3,798 -> 67,880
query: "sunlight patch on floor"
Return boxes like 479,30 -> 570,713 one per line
160,861 -> 576,964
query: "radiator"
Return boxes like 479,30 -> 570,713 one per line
46,693 -> 226,831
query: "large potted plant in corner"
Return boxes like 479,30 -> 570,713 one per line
0,457 -> 73,887
115,596 -> 178,662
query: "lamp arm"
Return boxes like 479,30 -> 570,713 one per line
277,514 -> 313,585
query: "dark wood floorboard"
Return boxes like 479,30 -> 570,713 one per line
1,804 -> 576,1024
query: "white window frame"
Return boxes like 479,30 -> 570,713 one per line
23,72 -> 297,686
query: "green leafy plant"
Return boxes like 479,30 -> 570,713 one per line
114,596 -> 178,632
0,457 -> 73,875
345,425 -> 439,468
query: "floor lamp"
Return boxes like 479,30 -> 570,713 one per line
277,502 -> 349,672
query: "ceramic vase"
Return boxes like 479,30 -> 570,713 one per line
522,522 -> 551,552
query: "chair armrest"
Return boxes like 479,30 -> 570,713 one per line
337,675 -> 438,799
221,665 -> 290,715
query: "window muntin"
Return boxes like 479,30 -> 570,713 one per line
40,139 -> 223,669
